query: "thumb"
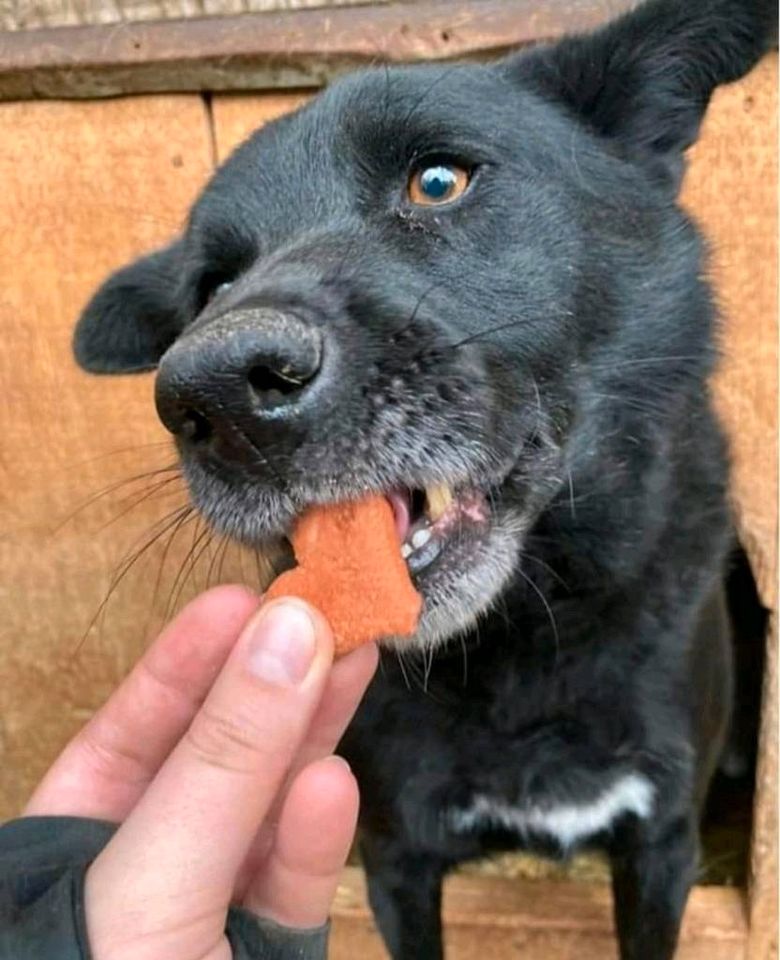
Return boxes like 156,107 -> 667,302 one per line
86,598 -> 334,960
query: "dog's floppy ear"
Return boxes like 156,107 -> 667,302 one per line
509,0 -> 776,188
74,240 -> 187,374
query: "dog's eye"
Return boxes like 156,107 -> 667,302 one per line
408,163 -> 470,206
211,281 -> 234,301
199,276 -> 234,309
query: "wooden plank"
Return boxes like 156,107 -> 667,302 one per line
681,54 -> 778,960
746,614 -> 778,960
211,91 -> 311,161
683,55 -> 779,612
0,0 -> 632,100
3,0 -> 391,34
329,867 -> 748,960
0,96 -> 217,818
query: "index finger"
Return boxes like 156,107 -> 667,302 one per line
85,598 -> 337,936
24,585 -> 260,820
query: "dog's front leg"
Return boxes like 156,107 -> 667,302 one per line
608,814 -> 698,960
360,832 -> 446,960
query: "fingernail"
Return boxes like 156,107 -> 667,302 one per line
247,601 -> 317,686
326,755 -> 352,774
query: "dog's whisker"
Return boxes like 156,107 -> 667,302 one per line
392,281 -> 441,342
69,441 -> 173,467
140,505 -> 201,637
93,475 -> 186,534
422,645 -> 434,692
164,515 -> 203,620
206,533 -> 229,590
148,504 -> 197,616
594,355 -> 701,369
75,504 -> 195,653
399,64 -> 463,132
88,205 -> 182,229
181,528 -> 216,606
216,534 -> 232,586
166,517 -> 211,619
519,551 -> 570,592
444,316 -> 531,350
52,464 -> 182,534
515,564 -> 560,666
459,634 -> 469,687
204,535 -> 219,590
566,468 -> 576,520
395,649 -> 412,691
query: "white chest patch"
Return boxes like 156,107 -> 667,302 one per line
448,773 -> 655,850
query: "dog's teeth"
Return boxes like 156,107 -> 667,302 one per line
401,543 -> 413,559
411,528 -> 432,549
425,483 -> 453,521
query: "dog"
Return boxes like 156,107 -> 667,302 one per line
73,1 -> 776,956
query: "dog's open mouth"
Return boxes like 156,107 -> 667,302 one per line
179,453 -> 528,648
386,485 -> 490,579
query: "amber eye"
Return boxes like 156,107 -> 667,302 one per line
407,163 -> 470,206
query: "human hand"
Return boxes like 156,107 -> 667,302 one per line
24,586 -> 378,960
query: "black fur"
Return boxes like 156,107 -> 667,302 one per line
74,1 -> 775,957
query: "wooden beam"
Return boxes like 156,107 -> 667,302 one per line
330,867 -> 748,960
5,0 -> 389,34
0,0 -> 632,101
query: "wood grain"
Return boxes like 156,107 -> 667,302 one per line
681,55 -> 778,960
0,96 -> 217,816
329,867 -> 748,960
0,0 -> 634,100
2,0 -> 392,33
211,90 -> 311,161
683,56 -> 779,612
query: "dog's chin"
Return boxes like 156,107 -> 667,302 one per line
180,459 -> 528,651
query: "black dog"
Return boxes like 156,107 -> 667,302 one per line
74,1 -> 775,957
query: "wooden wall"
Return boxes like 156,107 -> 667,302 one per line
0,56 -> 775,960
676,57 -> 778,960
2,0 -> 389,32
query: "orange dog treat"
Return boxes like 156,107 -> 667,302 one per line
265,495 -> 422,655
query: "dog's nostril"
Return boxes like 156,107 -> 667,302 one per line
247,359 -> 316,409
155,311 -> 323,442
248,363 -> 305,396
181,409 -> 212,444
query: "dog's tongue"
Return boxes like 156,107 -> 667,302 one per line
386,490 -> 411,543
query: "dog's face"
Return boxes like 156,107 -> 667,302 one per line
74,2 -> 772,648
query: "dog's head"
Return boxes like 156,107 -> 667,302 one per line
74,0 -> 773,648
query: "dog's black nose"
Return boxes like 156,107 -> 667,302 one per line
155,307 -> 322,444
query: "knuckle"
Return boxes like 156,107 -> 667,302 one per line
79,723 -> 149,785
185,706 -> 267,774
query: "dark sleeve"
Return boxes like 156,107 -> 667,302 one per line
0,816 -> 329,960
